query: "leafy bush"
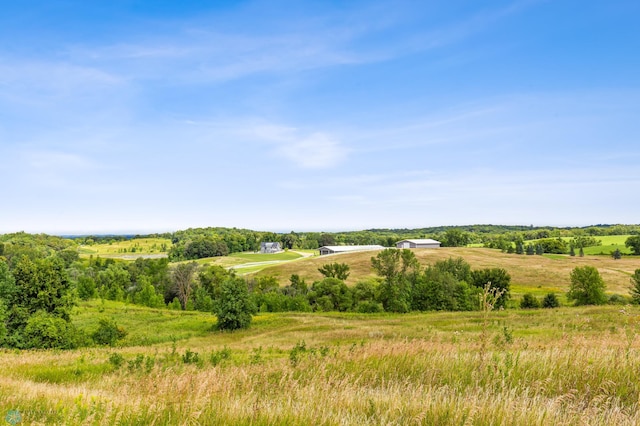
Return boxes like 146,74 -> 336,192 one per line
307,278 -> 353,312
76,276 -> 97,300
23,310 -> 84,349
108,352 -> 124,369
182,349 -> 201,365
470,268 -> 511,309
168,297 -> 182,310
542,293 -> 560,308
210,346 -> 232,366
608,294 -> 628,305
92,318 -> 127,346
520,293 -> 541,309
537,238 -> 568,254
355,301 -> 384,313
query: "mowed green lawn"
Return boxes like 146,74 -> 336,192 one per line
230,251 -> 304,262
182,251 -> 308,273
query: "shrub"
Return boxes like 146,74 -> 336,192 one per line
92,318 -> 127,346
182,349 -> 201,365
76,276 -> 97,300
168,297 -> 182,310
608,294 -> 628,305
470,268 -> 511,309
542,293 -> 560,308
108,352 -> 124,369
23,310 -> 84,349
356,301 -> 384,313
210,346 -> 232,366
307,278 -> 353,312
520,293 -> 541,309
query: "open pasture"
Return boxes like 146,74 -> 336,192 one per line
1,301 -> 640,425
78,238 -> 172,259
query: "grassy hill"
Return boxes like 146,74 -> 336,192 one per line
2,301 -> 640,424
254,247 -> 639,295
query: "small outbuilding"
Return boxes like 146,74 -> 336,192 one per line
260,242 -> 283,254
318,245 -> 386,256
396,239 -> 441,249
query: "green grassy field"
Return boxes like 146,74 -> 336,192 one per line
529,235 -> 634,255
183,251 -> 310,274
579,235 -> 633,255
230,251 -> 304,262
78,238 -> 172,259
470,235 -> 634,255
2,301 -> 640,424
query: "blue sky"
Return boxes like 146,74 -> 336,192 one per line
1,0 -> 639,234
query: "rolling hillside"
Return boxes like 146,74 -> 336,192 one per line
254,247 -> 639,295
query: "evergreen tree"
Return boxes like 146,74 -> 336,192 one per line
579,247 -> 584,257
542,293 -> 560,308
611,248 -> 622,260
526,244 -> 535,255
515,242 -> 524,255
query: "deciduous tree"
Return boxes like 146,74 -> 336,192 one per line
318,262 -> 350,280
625,236 -> 640,255
216,277 -> 255,331
172,262 -> 198,310
567,266 -> 606,305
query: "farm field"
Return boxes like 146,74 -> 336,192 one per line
471,235 -> 633,255
578,235 -> 633,255
254,247 -> 640,296
78,238 -> 172,259
1,301 -> 640,424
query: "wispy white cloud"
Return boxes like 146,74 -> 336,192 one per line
249,123 -> 349,169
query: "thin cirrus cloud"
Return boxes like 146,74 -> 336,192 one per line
248,123 -> 349,169
54,1 -> 535,85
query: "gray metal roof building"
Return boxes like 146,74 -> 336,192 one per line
396,239 -> 441,249
318,245 -> 386,256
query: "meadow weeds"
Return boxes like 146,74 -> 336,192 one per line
2,305 -> 640,425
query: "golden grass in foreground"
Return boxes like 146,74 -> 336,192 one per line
255,247 -> 640,295
2,305 -> 640,424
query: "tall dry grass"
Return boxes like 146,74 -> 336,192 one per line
2,306 -> 640,424
255,247 -> 640,294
